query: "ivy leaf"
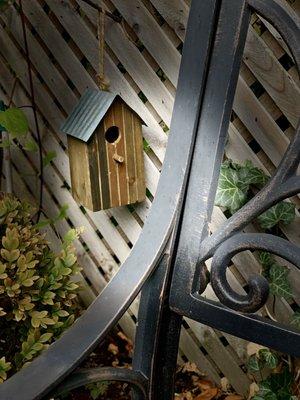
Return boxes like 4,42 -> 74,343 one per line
0,108 -> 29,137
259,349 -> 278,369
215,166 -> 249,214
247,354 -> 261,372
257,202 -> 295,230
269,264 -> 293,300
290,312 -> 300,330
237,160 -> 269,188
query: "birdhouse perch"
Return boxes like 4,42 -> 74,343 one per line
61,89 -> 146,211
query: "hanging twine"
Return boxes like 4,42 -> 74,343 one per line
97,6 -> 110,91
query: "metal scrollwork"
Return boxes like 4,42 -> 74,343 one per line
210,234 -> 300,313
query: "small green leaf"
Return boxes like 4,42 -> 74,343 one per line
0,108 -> 29,136
247,354 -> 261,372
291,312 -> 300,330
269,264 -> 293,300
42,151 -> 57,167
23,139 -> 38,152
257,202 -> 295,230
237,160 -> 269,188
259,349 -> 278,369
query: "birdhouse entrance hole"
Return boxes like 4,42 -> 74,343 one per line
105,126 -> 120,143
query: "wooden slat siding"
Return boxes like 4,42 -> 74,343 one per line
179,329 -> 221,384
186,321 -> 251,396
112,100 -> 130,206
103,108 -> 121,208
2,6 -> 78,115
244,27 -> 300,128
123,103 -> 137,203
234,77 -> 290,167
109,0 -> 181,87
149,0 -> 299,138
22,0 -> 93,94
96,123 -> 111,210
133,114 -> 146,202
22,0 -> 167,165
87,133 -> 103,210
68,137 -> 94,210
149,0 -> 189,42
77,0 -> 174,127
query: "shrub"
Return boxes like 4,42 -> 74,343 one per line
0,193 -> 81,381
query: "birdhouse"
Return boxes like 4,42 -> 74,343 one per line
61,89 -> 145,211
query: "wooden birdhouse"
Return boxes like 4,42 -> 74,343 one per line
61,89 -> 145,211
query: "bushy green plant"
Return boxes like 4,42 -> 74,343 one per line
0,193 -> 82,381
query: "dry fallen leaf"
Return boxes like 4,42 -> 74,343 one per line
195,387 -> 219,400
182,362 -> 204,375
224,395 -> 244,400
196,379 -> 215,391
117,331 -> 133,354
108,343 -> 119,355
248,382 -> 259,400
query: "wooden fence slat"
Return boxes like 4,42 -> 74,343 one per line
244,27 -> 300,128
108,0 -> 180,87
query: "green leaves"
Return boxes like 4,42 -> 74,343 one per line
253,368 -> 295,400
268,264 -> 293,300
247,348 -> 278,373
0,108 -> 29,137
257,202 -> 296,230
259,349 -> 278,370
259,252 -> 292,300
0,194 -> 81,379
290,311 -> 300,330
30,311 -> 56,328
215,164 -> 249,214
42,150 -> 57,167
215,160 -> 296,231
0,357 -> 11,383
215,160 -> 269,215
86,382 -> 111,399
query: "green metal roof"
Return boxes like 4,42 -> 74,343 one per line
60,89 -> 118,142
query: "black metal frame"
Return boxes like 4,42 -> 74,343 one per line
1,0 -> 299,399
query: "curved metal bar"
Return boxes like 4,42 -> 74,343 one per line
0,1 -> 217,398
199,0 -> 300,262
51,368 -> 147,399
211,233 -> 300,313
248,0 -> 300,69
